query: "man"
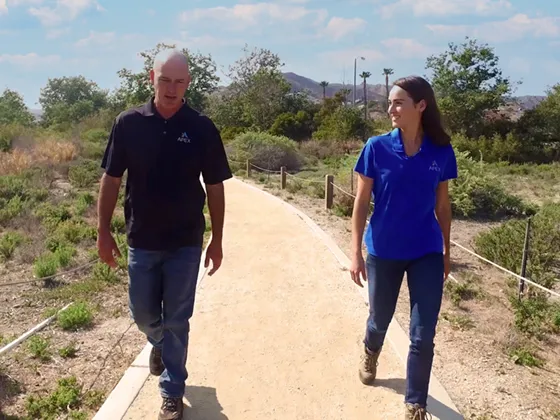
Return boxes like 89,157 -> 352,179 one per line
97,49 -> 232,420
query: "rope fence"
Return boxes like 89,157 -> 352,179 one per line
0,259 -> 99,288
241,159 -> 559,300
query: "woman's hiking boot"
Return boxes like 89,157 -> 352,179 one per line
405,403 -> 432,420
358,345 -> 381,385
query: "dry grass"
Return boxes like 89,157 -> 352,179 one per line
0,139 -> 76,175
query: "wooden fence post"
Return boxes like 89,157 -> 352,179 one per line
325,174 -> 334,210
518,217 -> 531,300
281,166 -> 286,189
246,160 -> 251,178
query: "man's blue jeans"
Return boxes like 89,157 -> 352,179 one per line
364,252 -> 444,407
128,246 -> 202,399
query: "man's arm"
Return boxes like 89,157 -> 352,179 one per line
97,174 -> 122,235
97,115 -> 127,267
205,182 -> 225,242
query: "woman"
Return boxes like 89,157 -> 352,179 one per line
350,75 -> 457,420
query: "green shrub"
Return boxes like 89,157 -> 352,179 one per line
474,203 -> 560,289
0,230 -> 24,260
75,192 -> 95,216
450,151 -> 536,218
27,336 -> 51,362
0,124 -> 30,152
57,302 -> 93,331
229,131 -> 302,171
510,294 -> 558,339
33,253 -> 59,278
68,159 -> 102,188
34,203 -> 72,230
80,128 -> 108,159
26,376 -> 82,418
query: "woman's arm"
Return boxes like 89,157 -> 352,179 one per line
350,173 -> 374,286
352,174 -> 373,255
435,180 -> 452,279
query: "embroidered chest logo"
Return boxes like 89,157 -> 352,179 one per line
429,160 -> 440,172
177,132 -> 191,143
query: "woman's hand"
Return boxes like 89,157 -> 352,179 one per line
444,251 -> 450,281
350,253 -> 367,288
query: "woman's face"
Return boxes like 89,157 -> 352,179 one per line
388,85 -> 425,130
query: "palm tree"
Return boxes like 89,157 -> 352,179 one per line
382,68 -> 394,110
319,81 -> 329,100
360,71 -> 371,120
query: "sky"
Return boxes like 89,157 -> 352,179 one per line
0,0 -> 559,109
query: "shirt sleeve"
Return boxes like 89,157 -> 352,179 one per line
101,116 -> 127,178
354,138 -> 376,180
202,119 -> 233,185
440,145 -> 458,183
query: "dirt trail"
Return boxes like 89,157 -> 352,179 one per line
122,178 -> 451,420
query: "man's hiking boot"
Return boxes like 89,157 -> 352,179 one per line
158,397 -> 184,420
150,346 -> 164,376
358,345 -> 381,385
405,403 -> 432,420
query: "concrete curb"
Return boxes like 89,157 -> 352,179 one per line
236,178 -> 463,419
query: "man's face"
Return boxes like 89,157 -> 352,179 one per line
150,58 -> 191,111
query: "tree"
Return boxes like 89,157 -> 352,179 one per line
360,71 -> 371,121
426,37 -> 514,137
382,68 -> 394,110
319,81 -> 329,99
114,42 -> 220,112
210,45 -> 292,132
0,89 -> 35,126
39,76 -> 108,127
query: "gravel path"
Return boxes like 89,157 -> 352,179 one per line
122,178 -> 456,420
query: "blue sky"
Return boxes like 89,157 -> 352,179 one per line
1,0 -> 559,109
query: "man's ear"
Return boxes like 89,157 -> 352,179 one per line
149,69 -> 155,86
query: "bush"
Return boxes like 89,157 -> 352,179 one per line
80,128 -> 108,159
474,203 -> 560,290
68,159 -> 102,188
450,151 -> 536,218
0,124 -> 32,152
228,131 -> 302,171
0,231 -> 24,260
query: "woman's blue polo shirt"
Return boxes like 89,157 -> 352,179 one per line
354,128 -> 458,260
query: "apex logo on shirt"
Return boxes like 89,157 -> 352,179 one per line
177,132 -> 191,143
429,160 -> 440,172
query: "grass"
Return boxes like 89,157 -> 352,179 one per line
508,345 -> 544,368
444,275 -> 483,307
441,311 -> 475,330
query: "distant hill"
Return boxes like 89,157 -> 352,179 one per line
513,95 -> 545,110
283,72 -> 387,103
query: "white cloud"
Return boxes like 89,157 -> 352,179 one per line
319,48 -> 385,65
0,52 -> 60,70
320,17 -> 366,40
28,0 -> 103,26
380,38 -> 435,58
74,30 -> 115,47
46,26 -> 70,38
380,0 -> 511,19
179,3 -> 327,31
426,14 -> 560,43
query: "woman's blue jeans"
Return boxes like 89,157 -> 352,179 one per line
364,252 -> 444,407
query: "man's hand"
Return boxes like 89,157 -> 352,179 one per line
444,251 -> 450,281
350,253 -> 367,288
204,239 -> 223,276
97,230 -> 121,269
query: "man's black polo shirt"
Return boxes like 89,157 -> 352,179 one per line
101,98 -> 232,251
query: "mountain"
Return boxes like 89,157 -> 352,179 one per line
283,72 -> 387,103
513,95 -> 545,110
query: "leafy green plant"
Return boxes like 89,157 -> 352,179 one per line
57,302 -> 93,331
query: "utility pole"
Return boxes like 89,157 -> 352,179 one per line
353,56 -> 365,107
